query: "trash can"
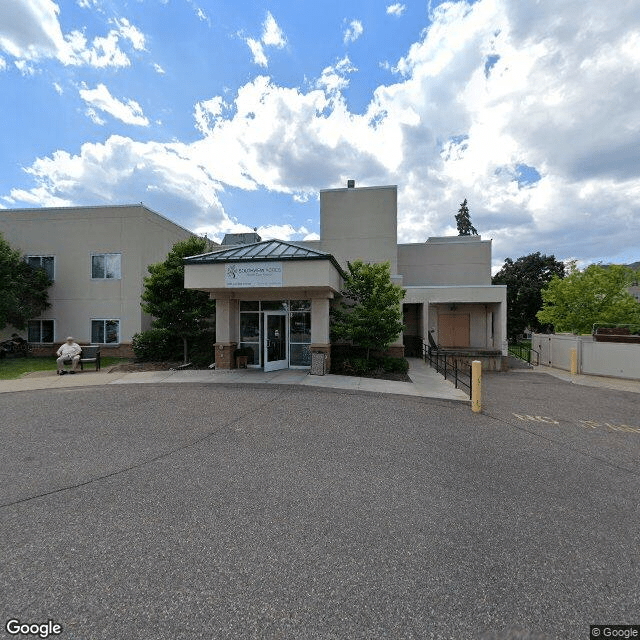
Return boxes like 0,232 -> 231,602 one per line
310,352 -> 326,376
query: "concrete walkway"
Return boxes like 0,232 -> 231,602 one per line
521,364 -> 640,394
0,357 -> 470,402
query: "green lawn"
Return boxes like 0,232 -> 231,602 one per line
0,356 -> 132,380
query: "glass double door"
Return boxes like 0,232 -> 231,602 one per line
264,312 -> 288,372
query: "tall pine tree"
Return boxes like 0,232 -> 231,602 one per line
455,199 -> 478,236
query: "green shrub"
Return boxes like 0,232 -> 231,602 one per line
132,328 -> 216,365
189,329 -> 216,367
132,328 -> 182,361
382,356 -> 409,373
331,345 -> 409,376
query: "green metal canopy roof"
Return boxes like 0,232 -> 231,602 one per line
184,240 -> 344,275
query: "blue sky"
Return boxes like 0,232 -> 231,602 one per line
1,0 -> 639,270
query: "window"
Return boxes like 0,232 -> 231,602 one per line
28,320 -> 54,343
91,253 -> 121,279
26,256 -> 55,280
289,310 -> 311,366
91,319 -> 120,344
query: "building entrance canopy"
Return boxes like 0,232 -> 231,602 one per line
184,239 -> 344,296
184,240 -> 344,370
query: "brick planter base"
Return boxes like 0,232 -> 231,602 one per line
214,342 -> 237,369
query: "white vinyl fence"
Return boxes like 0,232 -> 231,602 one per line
532,333 -> 640,380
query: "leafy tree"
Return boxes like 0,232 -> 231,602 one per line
0,232 -> 52,331
141,236 -> 216,363
536,263 -> 640,334
331,260 -> 406,360
492,252 -> 565,340
455,198 -> 478,236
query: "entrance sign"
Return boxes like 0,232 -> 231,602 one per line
225,262 -> 283,288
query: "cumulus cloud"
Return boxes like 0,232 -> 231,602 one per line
0,0 -> 68,61
153,62 -> 165,74
386,4 -> 406,17
5,0 -> 640,264
0,0 -> 145,68
343,19 -> 363,44
5,135 -> 228,227
316,56 -> 357,93
79,83 -> 149,126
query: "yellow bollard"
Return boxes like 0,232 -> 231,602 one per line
570,348 -> 577,375
471,360 -> 482,413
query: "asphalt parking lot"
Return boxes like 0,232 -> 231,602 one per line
1,376 -> 638,639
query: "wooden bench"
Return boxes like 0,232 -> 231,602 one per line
63,346 -> 101,371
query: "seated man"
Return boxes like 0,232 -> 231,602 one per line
56,336 -> 82,375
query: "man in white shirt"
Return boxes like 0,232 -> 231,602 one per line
56,337 -> 82,374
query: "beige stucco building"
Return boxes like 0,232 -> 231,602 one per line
0,204 -> 196,355
184,183 -> 507,371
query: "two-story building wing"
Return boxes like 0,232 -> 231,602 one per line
0,204 -> 196,355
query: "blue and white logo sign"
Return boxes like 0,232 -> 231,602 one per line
224,262 -> 283,287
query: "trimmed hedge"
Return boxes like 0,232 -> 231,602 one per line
132,328 -> 216,366
331,344 -> 409,376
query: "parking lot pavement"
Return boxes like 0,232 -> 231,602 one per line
481,369 -> 640,474
1,382 -> 638,639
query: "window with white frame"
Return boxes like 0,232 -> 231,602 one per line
91,253 -> 121,279
28,320 -> 55,343
91,319 -> 120,344
26,255 -> 55,281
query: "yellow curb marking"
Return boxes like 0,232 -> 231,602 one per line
512,414 -> 640,434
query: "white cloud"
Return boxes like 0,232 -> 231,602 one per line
0,0 -> 68,61
65,29 -> 130,67
246,38 -> 267,67
79,83 -> 149,126
15,59 -> 36,75
386,4 -> 406,17
262,12 -> 286,48
316,56 -> 357,93
153,62 -> 165,74
185,1 -> 209,25
343,19 -> 363,44
53,81 -> 63,94
245,12 -> 286,67
6,135 -> 228,227
113,18 -> 145,51
0,56 -> 6,71
0,0 -> 145,69
6,0 -> 640,265
85,107 -> 106,126
192,221 -> 312,244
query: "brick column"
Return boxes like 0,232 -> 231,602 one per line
214,342 -> 237,369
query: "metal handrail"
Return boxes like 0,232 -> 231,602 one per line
422,343 -> 471,397
507,340 -> 541,366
